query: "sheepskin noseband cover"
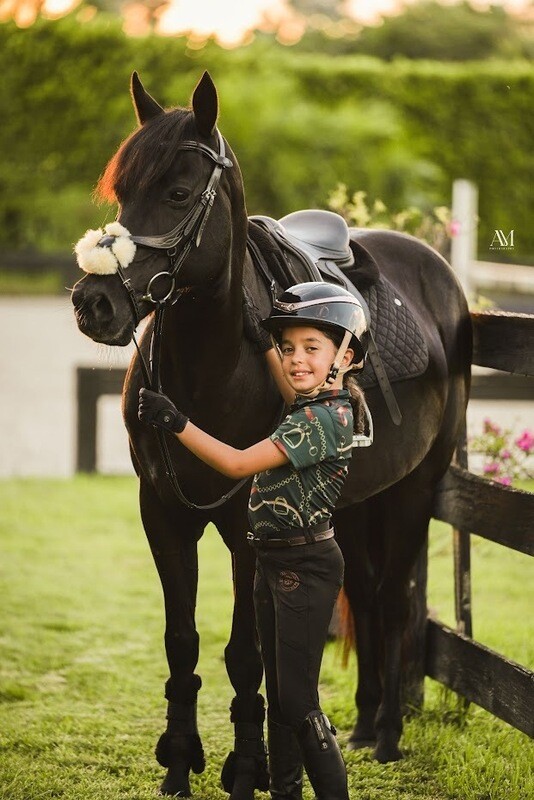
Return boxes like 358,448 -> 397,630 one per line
75,222 -> 136,275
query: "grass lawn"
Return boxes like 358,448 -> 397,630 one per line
0,476 -> 532,800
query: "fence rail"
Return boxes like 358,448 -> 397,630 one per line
426,620 -> 534,738
434,466 -> 534,556
426,308 -> 534,737
471,310 -> 534,373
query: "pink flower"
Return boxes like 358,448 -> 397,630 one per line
496,476 -> 512,486
448,219 -> 461,237
483,461 -> 500,475
515,430 -> 534,454
483,418 -> 501,436
500,449 -> 511,460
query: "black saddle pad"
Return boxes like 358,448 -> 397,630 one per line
356,276 -> 429,390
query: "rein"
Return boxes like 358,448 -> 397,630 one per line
120,131 -> 250,510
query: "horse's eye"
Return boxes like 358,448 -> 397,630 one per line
169,189 -> 190,204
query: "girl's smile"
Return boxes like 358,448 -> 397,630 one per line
280,326 -> 348,394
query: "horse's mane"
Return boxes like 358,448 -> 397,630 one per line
96,109 -> 197,204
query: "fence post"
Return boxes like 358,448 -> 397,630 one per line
76,367 -> 99,473
453,422 -> 473,638
403,541 -> 428,713
76,367 -> 126,473
451,179 -> 478,298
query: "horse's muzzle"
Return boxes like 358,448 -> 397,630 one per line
71,279 -> 133,345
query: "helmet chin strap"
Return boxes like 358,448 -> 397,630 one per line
277,329 -> 355,400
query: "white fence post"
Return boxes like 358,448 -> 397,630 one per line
451,179 -> 478,298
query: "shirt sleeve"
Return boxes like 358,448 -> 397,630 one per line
270,405 -> 338,470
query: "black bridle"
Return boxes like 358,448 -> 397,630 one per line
108,130 -> 252,510
110,130 -> 233,328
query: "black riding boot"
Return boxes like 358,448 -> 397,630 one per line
268,716 -> 303,800
297,711 -> 349,800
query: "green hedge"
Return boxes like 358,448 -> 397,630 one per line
1,17 -> 532,261
292,55 -> 534,261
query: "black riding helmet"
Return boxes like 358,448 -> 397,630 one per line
262,282 -> 369,365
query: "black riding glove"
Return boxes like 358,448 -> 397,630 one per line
242,287 -> 273,354
138,388 -> 189,433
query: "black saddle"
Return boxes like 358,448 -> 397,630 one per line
249,210 -> 354,280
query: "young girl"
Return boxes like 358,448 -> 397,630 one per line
138,282 -> 369,800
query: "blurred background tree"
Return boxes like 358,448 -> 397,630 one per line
291,1 -> 533,59
0,0 -> 532,275
350,1 -> 533,61
288,0 -> 345,16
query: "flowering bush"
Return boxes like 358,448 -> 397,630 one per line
326,183 -> 499,311
327,183 -> 452,255
470,419 -> 534,486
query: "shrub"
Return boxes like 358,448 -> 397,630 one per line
327,183 -> 452,254
470,419 -> 534,486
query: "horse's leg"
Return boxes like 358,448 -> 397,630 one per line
215,502 -> 269,800
140,480 -> 206,797
335,502 -> 382,749
372,475 -> 433,763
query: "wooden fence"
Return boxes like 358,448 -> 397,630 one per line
76,367 -> 125,473
427,309 -> 534,738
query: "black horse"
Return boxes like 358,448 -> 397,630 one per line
72,72 -> 471,798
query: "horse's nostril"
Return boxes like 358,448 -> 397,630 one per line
90,293 -> 114,323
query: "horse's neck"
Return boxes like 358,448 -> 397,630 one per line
160,251 -> 245,398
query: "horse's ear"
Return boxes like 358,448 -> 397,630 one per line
130,71 -> 164,125
191,71 -> 218,137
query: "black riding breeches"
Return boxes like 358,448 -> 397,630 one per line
253,538 -> 345,731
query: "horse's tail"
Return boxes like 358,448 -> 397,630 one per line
335,588 -> 355,667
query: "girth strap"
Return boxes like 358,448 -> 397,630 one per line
365,332 -> 402,425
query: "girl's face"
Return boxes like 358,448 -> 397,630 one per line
279,326 -> 352,394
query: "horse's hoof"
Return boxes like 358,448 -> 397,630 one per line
159,766 -> 192,797
232,758 -> 257,800
373,740 -> 404,763
223,753 -> 260,800
346,737 -> 376,751
347,722 -> 376,750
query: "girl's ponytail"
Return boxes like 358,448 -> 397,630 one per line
344,373 -> 366,435
322,327 -> 367,436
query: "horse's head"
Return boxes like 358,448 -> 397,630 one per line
72,72 -> 245,345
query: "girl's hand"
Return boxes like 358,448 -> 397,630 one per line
138,388 -> 189,433
138,388 -> 288,478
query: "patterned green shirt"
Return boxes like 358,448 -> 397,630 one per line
248,389 -> 353,536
